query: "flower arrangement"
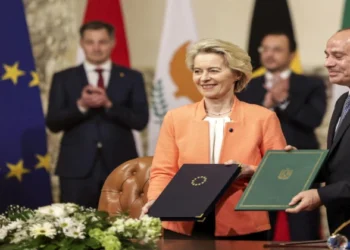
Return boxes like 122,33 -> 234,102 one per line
0,203 -> 162,250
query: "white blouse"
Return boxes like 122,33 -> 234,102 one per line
204,116 -> 231,164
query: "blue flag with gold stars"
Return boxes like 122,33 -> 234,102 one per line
0,0 -> 52,212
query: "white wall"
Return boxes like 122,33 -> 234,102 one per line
122,0 -> 345,71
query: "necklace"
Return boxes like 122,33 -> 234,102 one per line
206,109 -> 232,116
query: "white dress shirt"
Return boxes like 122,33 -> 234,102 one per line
83,60 -> 112,88
78,60 -> 112,113
204,116 -> 231,164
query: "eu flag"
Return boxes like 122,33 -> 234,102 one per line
0,0 -> 52,212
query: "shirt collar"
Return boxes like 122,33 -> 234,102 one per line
83,60 -> 112,72
265,69 -> 291,81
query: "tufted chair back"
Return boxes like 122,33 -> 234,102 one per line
98,156 -> 153,218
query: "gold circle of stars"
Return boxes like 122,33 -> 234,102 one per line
191,176 -> 207,186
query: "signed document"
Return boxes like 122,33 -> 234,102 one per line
148,163 -> 240,221
235,150 -> 328,211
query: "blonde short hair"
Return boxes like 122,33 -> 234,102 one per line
186,38 -> 252,92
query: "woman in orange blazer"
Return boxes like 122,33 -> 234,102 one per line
142,38 -> 287,240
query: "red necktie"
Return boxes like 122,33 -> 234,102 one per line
95,68 -> 104,89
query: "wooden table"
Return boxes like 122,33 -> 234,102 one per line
157,240 -> 328,250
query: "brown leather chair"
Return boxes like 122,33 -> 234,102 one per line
98,156 -> 152,218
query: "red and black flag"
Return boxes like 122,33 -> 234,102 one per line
248,0 -> 302,78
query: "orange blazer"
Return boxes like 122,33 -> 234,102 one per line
147,96 -> 287,236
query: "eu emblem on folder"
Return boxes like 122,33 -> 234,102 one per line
148,163 -> 241,221
235,150 -> 328,211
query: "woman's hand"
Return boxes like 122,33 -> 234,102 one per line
224,160 -> 254,179
284,145 -> 297,151
140,200 -> 155,219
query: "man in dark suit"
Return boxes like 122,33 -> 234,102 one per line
46,21 -> 149,208
287,28 -> 350,238
237,32 -> 327,240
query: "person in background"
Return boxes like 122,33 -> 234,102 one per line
46,21 -> 149,208
237,31 -> 327,241
141,38 -> 287,240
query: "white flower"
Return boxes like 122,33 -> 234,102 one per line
37,204 -> 67,218
112,219 -> 125,233
0,228 -> 8,240
63,203 -> 78,215
63,223 -> 85,239
56,217 -> 74,229
140,215 -> 152,224
6,219 -> 24,231
10,230 -> 29,243
30,222 -> 56,239
107,226 -> 117,233
0,215 -> 8,224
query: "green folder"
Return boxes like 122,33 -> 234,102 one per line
235,149 -> 329,211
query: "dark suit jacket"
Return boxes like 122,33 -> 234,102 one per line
46,64 -> 149,178
237,73 -> 327,149
318,92 -> 350,236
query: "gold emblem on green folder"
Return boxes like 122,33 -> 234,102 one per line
278,168 -> 293,180
191,176 -> 207,186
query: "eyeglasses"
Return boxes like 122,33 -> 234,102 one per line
257,46 -> 286,54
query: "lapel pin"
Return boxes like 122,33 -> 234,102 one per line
120,72 -> 125,78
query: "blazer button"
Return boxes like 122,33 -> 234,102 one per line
97,142 -> 103,148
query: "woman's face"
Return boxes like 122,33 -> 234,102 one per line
192,53 -> 241,100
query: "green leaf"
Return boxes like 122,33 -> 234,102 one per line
58,247 -> 69,250
43,244 -> 58,250
85,238 -> 101,249
58,237 -> 74,247
69,242 -> 88,250
0,244 -> 19,250
95,211 -> 109,219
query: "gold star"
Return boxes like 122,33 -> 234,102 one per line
29,71 -> 40,87
2,62 -> 25,85
6,160 -> 30,182
35,153 -> 50,172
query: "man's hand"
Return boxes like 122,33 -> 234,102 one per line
262,91 -> 275,109
286,189 -> 322,213
270,76 -> 290,103
225,160 -> 254,179
140,200 -> 155,219
77,85 -> 112,109
77,85 -> 100,108
91,87 -> 113,108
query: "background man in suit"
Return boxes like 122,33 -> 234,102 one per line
287,28 -> 350,238
237,32 -> 327,240
46,21 -> 149,208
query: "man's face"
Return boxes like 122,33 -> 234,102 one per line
80,29 -> 115,65
325,31 -> 350,87
259,34 -> 294,73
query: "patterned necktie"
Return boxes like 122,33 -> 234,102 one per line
94,68 -> 104,89
336,95 -> 350,133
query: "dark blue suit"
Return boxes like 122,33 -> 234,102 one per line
46,63 -> 149,207
318,92 -> 350,238
237,72 -> 327,241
